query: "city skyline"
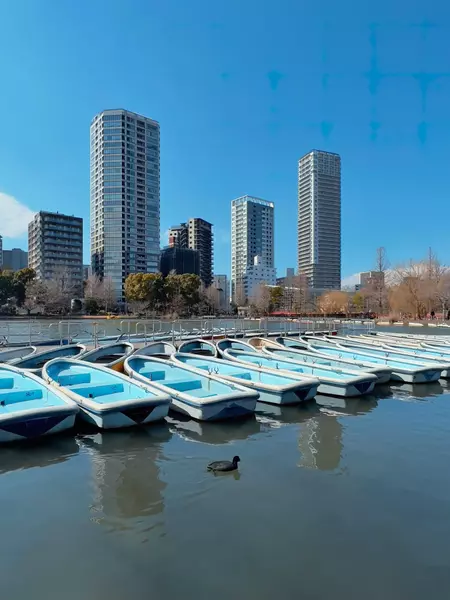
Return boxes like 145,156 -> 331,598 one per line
1,6 -> 450,282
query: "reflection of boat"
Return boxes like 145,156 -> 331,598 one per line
125,355 -> 258,421
0,435 -> 79,474
173,353 -> 319,405
79,426 -> 171,524
134,341 -> 176,359
0,346 -> 37,363
168,413 -> 261,444
81,342 -> 134,372
0,364 -> 78,443
12,344 -> 87,376
43,359 -> 170,429
178,339 -> 218,357
389,381 -> 444,400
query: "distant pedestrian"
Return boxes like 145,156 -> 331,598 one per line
431,310 -> 435,319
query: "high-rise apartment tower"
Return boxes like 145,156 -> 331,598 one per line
297,150 -> 341,290
90,109 -> 160,300
231,195 -> 275,301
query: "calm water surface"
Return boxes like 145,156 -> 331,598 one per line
2,378 -> 450,599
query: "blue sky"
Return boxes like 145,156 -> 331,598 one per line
0,0 -> 449,283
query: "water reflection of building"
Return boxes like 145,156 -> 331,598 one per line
80,427 -> 171,524
298,395 -> 379,470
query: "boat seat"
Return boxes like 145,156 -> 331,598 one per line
166,378 -> 202,392
228,372 -> 252,380
0,377 -> 14,390
57,373 -> 91,386
137,369 -> 166,381
0,388 -> 43,405
68,382 -> 124,397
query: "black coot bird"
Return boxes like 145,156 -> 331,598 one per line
207,455 -> 240,472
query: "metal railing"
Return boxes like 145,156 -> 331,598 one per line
0,317 -> 376,348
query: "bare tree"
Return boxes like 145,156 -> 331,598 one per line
362,247 -> 389,314
234,280 -> 246,307
318,291 -> 349,316
204,285 -> 221,314
45,267 -> 77,314
251,283 -> 271,316
99,276 -> 117,312
24,280 -> 48,315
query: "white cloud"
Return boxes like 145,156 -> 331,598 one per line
341,272 -> 360,289
0,193 -> 35,238
160,229 -> 170,247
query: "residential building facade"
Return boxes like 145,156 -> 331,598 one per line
231,195 -> 275,302
188,218 -> 213,286
167,218 -> 213,286
90,109 -> 160,300
2,248 -> 28,271
159,246 -> 200,277
298,150 -> 341,291
168,223 -> 188,248
28,211 -> 83,293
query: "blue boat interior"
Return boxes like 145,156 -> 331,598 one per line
313,344 -> 432,370
218,340 -> 255,352
175,355 -> 300,385
17,346 -> 84,369
226,350 -> 355,380
128,357 -> 238,398
46,361 -> 154,404
179,341 -> 215,355
0,368 -> 69,414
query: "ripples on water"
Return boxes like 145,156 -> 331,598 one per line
2,381 -> 450,599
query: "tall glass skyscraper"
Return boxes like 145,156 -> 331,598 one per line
297,150 -> 341,291
90,109 -> 160,300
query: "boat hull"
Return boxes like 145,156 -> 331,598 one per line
256,385 -> 318,405
77,401 -> 169,429
169,395 -> 257,421
0,410 -> 76,444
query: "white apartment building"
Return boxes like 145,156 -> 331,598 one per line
90,109 -> 160,300
231,195 -> 275,302
298,150 -> 341,291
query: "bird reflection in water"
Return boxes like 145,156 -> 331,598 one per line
78,425 -> 171,534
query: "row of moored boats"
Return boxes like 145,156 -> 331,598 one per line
0,330 -> 449,443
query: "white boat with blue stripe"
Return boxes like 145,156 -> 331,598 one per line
178,339 -> 218,357
43,359 -> 170,429
256,339 -> 392,384
221,349 -> 377,397
316,336 -> 448,381
171,352 -> 319,405
0,364 -> 78,443
124,355 -> 258,421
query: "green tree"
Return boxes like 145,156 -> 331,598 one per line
124,273 -> 164,312
13,268 -> 36,306
269,286 -> 284,311
352,291 -> 365,312
0,271 -> 15,305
